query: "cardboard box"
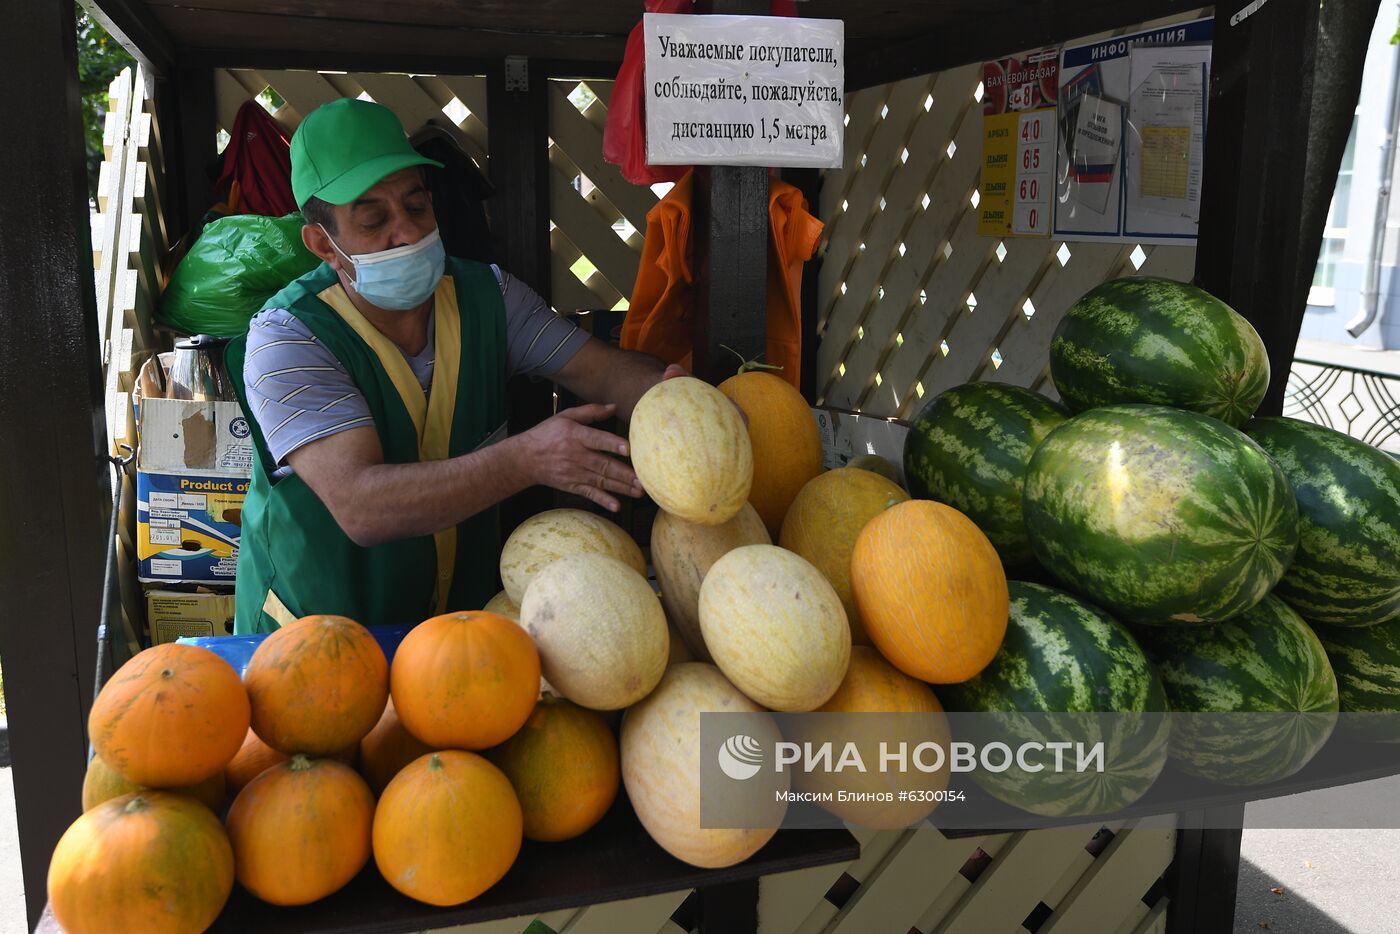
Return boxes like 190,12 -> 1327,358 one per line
145,589 -> 237,644
812,407 -> 910,486
135,354 -> 253,585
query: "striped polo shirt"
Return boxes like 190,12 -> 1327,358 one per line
243,265 -> 588,471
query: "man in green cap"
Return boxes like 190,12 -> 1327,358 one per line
227,98 -> 681,633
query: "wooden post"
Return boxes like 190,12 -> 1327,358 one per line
166,66 -> 219,245
1167,807 -> 1246,934
1194,0 -> 1323,417
0,3 -> 113,927
691,0 -> 772,385
488,57 -> 558,531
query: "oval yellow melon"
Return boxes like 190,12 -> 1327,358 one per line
521,554 -> 669,709
483,590 -> 521,620
780,468 -> 910,646
621,663 -> 785,868
717,371 -> 824,537
630,377 -> 753,525
786,646 -> 951,828
852,500 -> 1009,683
652,503 -> 770,661
699,545 -> 851,711
500,509 -> 646,604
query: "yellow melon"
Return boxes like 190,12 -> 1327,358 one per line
651,503 -> 770,661
500,509 -> 646,604
780,467 -> 910,646
521,554 -> 669,710
621,663 -> 785,868
629,377 -> 753,525
699,545 -> 851,711
786,646 -> 951,828
717,371 -> 824,538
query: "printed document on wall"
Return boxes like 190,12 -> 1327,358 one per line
1124,45 -> 1209,238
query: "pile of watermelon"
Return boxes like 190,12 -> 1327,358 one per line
903,275 -> 1400,797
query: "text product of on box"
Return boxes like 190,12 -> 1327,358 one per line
644,13 -> 844,169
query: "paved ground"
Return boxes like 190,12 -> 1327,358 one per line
1233,775 -> 1400,934
1,767 -> 25,934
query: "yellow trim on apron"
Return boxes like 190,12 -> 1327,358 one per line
317,278 -> 463,614
261,589 -> 300,629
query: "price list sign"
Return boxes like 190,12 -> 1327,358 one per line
978,49 -> 1058,238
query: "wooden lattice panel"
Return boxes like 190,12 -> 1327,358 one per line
213,71 -> 658,320
816,20 -> 1207,419
547,78 -> 661,316
93,64 -> 170,658
420,818 -> 1173,933
215,69 -> 489,172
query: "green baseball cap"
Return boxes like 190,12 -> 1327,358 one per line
290,98 -> 442,207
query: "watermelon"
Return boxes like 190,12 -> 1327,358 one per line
1023,405 -> 1298,625
1314,618 -> 1400,742
1244,416 -> 1400,627
939,582 -> 1169,817
1049,277 -> 1269,428
903,383 -> 1068,568
1140,595 -> 1338,785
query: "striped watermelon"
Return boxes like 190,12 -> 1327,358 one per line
1140,595 -> 1338,785
1244,417 -> 1400,627
939,582 -> 1169,816
1023,405 -> 1298,625
1314,618 -> 1400,742
1049,277 -> 1269,428
903,383 -> 1068,568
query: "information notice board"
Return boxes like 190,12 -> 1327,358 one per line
978,48 -> 1059,238
1053,17 -> 1213,243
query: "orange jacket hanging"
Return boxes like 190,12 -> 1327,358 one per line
620,170 -> 823,388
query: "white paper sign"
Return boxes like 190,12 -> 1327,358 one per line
644,13 -> 844,169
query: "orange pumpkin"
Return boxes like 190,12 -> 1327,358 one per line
225,727 -> 356,795
89,643 -> 249,787
360,697 -> 436,796
391,611 -> 539,749
48,791 -> 234,934
717,370 -> 824,537
373,751 -> 523,906
244,615 -> 388,756
851,500 -> 1009,683
225,727 -> 289,796
780,467 -> 910,645
82,754 -> 226,814
226,755 -> 374,906
487,697 -> 619,841
787,646 -> 951,828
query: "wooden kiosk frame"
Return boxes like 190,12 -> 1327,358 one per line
0,1 -> 1386,931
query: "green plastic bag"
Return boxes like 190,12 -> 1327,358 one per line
158,212 -> 321,338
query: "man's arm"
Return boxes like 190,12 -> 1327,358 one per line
551,337 -> 680,422
288,403 -> 644,547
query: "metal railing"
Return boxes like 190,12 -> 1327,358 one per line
1284,356 -> 1400,452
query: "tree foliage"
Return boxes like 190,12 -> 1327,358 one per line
77,5 -> 135,202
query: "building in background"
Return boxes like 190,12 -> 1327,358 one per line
1302,0 -> 1400,352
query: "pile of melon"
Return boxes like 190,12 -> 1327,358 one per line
51,612 -> 620,931
50,370 -> 1025,929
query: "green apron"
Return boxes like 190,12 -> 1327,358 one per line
226,258 -> 506,633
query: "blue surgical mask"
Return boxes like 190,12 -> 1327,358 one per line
322,225 -> 445,311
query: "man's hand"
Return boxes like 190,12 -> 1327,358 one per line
661,364 -> 688,380
516,403 -> 643,512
